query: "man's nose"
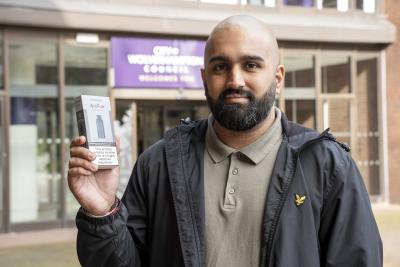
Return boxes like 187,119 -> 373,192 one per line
226,66 -> 245,89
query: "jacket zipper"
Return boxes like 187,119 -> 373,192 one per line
265,151 -> 298,267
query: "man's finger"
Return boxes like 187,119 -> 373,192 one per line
70,136 -> 86,148
68,166 -> 93,177
70,146 -> 96,161
69,157 -> 98,172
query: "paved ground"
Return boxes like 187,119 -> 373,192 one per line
0,229 -> 79,267
0,228 -> 76,249
0,204 -> 398,267
373,204 -> 400,267
0,242 -> 79,267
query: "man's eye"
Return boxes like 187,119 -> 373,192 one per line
245,62 -> 259,70
213,64 -> 227,72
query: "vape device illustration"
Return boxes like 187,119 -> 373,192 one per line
96,115 -> 106,139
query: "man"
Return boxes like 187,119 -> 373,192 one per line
68,15 -> 382,267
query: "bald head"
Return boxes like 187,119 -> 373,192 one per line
205,15 -> 279,67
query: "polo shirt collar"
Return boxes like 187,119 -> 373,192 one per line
240,108 -> 282,164
206,115 -> 237,163
206,107 -> 282,165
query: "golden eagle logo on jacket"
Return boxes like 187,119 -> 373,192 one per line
295,194 -> 306,206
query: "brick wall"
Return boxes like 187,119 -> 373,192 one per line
386,0 -> 400,203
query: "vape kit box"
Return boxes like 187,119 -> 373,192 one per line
75,95 -> 119,169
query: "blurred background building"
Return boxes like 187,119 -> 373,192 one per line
0,0 -> 398,233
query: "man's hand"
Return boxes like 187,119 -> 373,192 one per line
68,136 -> 120,216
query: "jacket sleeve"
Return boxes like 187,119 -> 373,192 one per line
319,152 -> 383,267
75,158 -> 148,267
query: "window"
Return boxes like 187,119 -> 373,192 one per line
321,54 -> 351,93
283,0 -> 314,7
322,99 -> 351,143
284,54 -> 315,89
64,46 -> 107,86
285,100 -> 316,129
317,0 -> 349,11
200,0 -> 238,4
284,54 -> 316,129
320,52 -> 352,156
247,0 -> 275,6
356,54 -> 380,194
248,0 -> 263,5
356,0 -> 375,13
283,48 -> 382,198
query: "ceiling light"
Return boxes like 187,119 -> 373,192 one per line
76,33 -> 99,44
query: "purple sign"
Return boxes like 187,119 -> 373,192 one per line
111,37 -> 206,89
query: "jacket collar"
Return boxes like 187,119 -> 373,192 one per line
164,119 -> 208,267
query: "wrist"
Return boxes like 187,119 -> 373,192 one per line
82,197 -> 120,218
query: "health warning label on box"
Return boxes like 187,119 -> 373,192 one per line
89,145 -> 119,167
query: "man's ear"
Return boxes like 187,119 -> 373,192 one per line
201,68 -> 208,96
201,68 -> 206,83
275,65 -> 285,95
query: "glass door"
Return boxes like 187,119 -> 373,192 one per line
8,40 -> 61,224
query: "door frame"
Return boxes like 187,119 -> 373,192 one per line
0,97 -> 8,232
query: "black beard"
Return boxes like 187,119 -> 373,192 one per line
205,82 -> 277,131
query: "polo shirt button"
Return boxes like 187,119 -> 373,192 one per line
232,168 -> 239,175
228,188 -> 235,194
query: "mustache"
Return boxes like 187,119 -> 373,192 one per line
219,87 -> 256,101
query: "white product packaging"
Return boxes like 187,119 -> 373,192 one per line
75,95 -> 119,169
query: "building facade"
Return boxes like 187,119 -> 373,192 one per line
385,0 -> 400,204
0,0 -> 397,233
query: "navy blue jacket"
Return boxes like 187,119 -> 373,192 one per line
76,114 -> 382,267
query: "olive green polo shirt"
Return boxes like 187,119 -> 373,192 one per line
204,108 -> 283,267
